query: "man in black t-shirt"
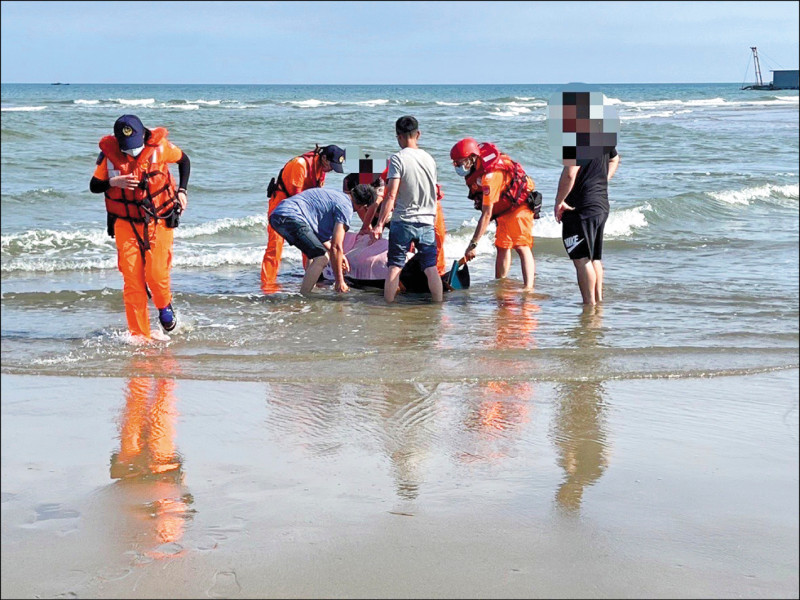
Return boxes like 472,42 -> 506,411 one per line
554,147 -> 620,305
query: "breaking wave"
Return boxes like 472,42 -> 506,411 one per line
114,98 -> 155,106
1,106 -> 47,112
708,184 -> 799,206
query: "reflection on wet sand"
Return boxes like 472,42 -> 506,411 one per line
261,300 -> 607,511
493,285 -> 540,350
265,379 -> 440,502
109,354 -> 194,560
262,297 -> 545,499
460,380 -> 533,464
552,305 -> 610,513
377,382 -> 438,500
456,287 -> 539,462
264,307 -> 448,501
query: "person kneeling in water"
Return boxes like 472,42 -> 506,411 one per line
268,184 -> 377,294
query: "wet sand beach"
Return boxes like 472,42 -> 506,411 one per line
2,368 -> 797,599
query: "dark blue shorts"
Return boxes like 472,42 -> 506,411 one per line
387,221 -> 437,270
268,214 -> 327,259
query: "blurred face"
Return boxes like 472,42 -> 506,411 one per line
320,155 -> 333,172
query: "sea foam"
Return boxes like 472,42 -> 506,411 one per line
621,109 -> 692,121
352,99 -> 390,106
175,215 -> 268,238
708,184 -> 799,205
285,99 -> 338,108
1,106 -> 47,112
1,228 -> 112,254
114,98 -> 155,106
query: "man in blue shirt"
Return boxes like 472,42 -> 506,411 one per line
269,185 -> 377,294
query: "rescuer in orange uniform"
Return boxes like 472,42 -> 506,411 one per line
260,144 -> 346,292
90,115 -> 190,340
451,138 -> 539,290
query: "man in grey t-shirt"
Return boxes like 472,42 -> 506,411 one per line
372,116 -> 443,303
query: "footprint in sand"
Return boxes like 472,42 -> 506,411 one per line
34,503 -> 80,521
22,504 -> 81,535
207,570 -> 241,598
94,566 -> 133,582
150,541 -> 185,558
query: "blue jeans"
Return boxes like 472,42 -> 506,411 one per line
387,221 -> 437,270
268,214 -> 327,259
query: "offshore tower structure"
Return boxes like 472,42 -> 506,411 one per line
742,46 -> 799,91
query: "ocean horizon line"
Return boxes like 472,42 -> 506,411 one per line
2,81 -> 752,87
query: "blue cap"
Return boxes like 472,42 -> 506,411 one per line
113,114 -> 145,150
322,145 -> 346,173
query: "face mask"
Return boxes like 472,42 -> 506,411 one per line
123,145 -> 144,158
454,164 -> 471,177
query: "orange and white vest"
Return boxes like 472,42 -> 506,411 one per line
270,151 -> 326,200
99,128 -> 178,223
477,143 -> 534,218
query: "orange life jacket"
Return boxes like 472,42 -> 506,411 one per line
99,128 -> 178,223
269,150 -> 326,199
477,143 -> 534,219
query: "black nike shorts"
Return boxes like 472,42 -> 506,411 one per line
561,212 -> 608,261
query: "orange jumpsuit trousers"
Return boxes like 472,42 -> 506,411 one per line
115,219 -> 173,339
434,200 -> 447,276
260,191 -> 289,291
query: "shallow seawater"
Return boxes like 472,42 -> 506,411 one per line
2,83 -> 798,384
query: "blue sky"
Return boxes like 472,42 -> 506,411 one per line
1,1 -> 798,84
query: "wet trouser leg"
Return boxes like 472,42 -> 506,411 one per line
145,222 -> 173,311
115,220 -> 174,338
434,201 -> 447,276
116,220 -> 151,338
260,193 -> 286,291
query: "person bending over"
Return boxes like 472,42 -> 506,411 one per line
269,184 -> 377,294
451,138 -> 537,290
261,144 -> 346,292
